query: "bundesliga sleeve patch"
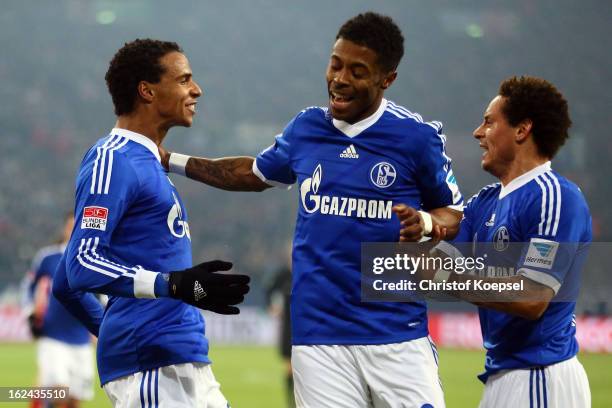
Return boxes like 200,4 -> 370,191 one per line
81,206 -> 109,231
523,238 -> 559,270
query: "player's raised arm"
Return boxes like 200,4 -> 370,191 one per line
160,113 -> 299,192
160,145 -> 270,192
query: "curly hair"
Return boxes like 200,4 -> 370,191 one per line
105,39 -> 182,116
336,12 -> 404,73
499,76 -> 571,159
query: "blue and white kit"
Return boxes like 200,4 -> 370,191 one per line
59,128 -> 208,385
254,99 -> 463,345
453,162 -> 592,388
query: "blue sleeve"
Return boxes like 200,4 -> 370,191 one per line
36,257 -> 54,279
253,117 -> 297,188
451,199 -> 474,244
29,250 -> 51,297
416,125 -> 463,211
52,252 -> 103,337
65,149 -> 162,299
518,178 -> 592,294
433,194 -> 476,260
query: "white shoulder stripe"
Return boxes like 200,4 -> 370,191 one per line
386,105 -> 408,118
387,103 -> 419,122
103,137 -> 129,194
90,135 -> 128,195
97,136 -> 125,194
540,175 -> 555,235
387,101 -> 443,132
90,135 -> 119,194
544,172 -> 562,236
385,108 -> 405,119
300,106 -> 326,114
534,176 -> 548,235
535,174 -> 562,237
98,136 -> 127,194
388,101 -> 423,122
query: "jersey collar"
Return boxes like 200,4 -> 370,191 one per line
111,128 -> 161,163
499,161 -> 551,199
332,98 -> 388,138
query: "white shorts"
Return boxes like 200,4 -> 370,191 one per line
292,336 -> 445,408
37,337 -> 94,401
103,362 -> 229,408
479,356 -> 591,408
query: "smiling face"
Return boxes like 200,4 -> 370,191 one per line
150,51 -> 202,128
473,95 -> 519,178
326,38 -> 396,124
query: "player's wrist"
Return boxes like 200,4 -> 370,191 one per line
154,273 -> 170,298
168,153 -> 191,176
418,211 -> 433,236
433,269 -> 451,283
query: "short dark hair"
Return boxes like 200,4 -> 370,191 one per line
105,39 -> 182,115
336,12 -> 404,73
499,76 -> 571,159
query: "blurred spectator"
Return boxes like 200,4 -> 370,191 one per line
27,213 -> 96,408
265,245 -> 294,407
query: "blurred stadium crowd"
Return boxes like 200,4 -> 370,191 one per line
0,0 -> 610,311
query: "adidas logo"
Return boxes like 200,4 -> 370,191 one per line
194,280 -> 207,301
340,144 -> 359,159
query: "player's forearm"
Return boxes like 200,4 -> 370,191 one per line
428,207 -> 462,239
33,277 -> 50,320
186,156 -> 270,191
52,259 -> 103,336
444,273 -> 551,320
171,154 -> 271,192
65,243 -> 167,299
57,291 -> 104,337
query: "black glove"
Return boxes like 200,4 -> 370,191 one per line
168,260 -> 250,315
27,313 -> 43,339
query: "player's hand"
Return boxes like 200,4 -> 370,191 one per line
393,204 -> 425,242
27,313 -> 43,339
168,260 -> 250,314
430,224 -> 448,245
159,145 -> 171,171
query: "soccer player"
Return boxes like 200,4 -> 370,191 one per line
28,213 -> 95,408
408,76 -> 591,407
161,13 -> 463,407
52,39 -> 250,407
264,247 -> 294,407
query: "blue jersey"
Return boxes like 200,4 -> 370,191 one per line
254,99 -> 463,344
31,245 -> 90,345
454,162 -> 592,382
64,128 -> 208,385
